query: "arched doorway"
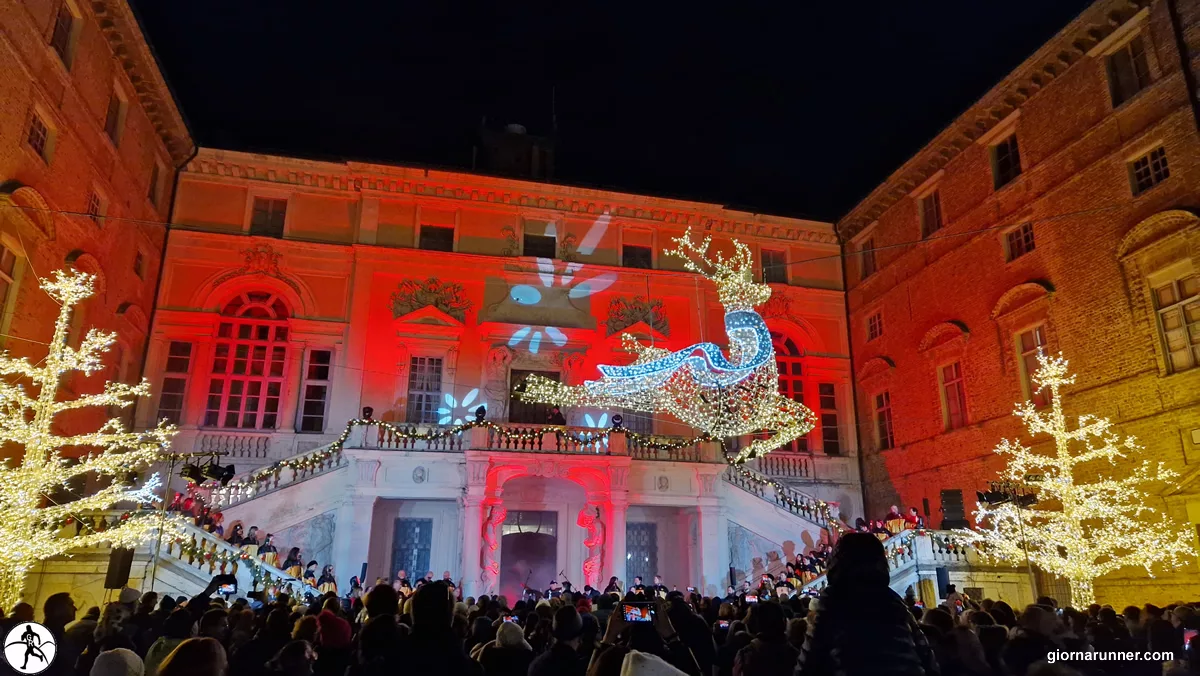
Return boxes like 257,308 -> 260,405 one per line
494,476 -> 587,601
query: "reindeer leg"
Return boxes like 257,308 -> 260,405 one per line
731,396 -> 818,464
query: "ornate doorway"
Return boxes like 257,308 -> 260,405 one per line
498,510 -> 557,601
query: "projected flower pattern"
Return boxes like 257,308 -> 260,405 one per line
437,388 -> 486,425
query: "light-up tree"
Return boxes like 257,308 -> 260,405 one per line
960,351 -> 1193,607
0,269 -> 176,606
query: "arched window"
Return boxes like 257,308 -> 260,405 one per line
771,331 -> 807,453
205,291 -> 290,429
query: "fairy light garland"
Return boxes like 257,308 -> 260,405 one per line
0,270 -> 179,608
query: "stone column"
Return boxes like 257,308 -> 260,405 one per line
330,493 -> 376,589
461,495 -> 485,598
696,505 -> 729,597
608,498 -> 628,587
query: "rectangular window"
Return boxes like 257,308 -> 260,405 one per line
27,112 -> 51,162
509,369 -> 559,424
919,190 -> 944,237
940,361 -> 968,431
86,190 -> 105,226
148,161 -> 163,207
1018,324 -> 1049,407
762,249 -> 788,284
991,134 -> 1022,190
0,245 -> 20,329
405,356 -> 443,424
418,225 -> 454,252
623,245 -> 653,269
299,349 -> 332,432
867,312 -> 883,341
250,197 -> 287,237
776,358 -> 806,452
859,237 -> 877,280
874,391 -> 895,451
205,319 -> 288,429
523,233 -> 557,258
1107,35 -> 1151,107
1154,273 -> 1200,373
1005,222 -> 1036,262
620,408 -> 654,435
104,91 -> 126,145
49,3 -> 76,67
1130,146 -> 1170,196
818,383 -> 840,455
133,251 -> 145,279
157,341 -> 192,425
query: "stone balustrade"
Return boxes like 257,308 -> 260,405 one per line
799,529 -> 978,596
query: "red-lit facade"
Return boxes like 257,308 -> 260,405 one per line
841,0 -> 1200,604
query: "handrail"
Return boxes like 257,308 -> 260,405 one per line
723,463 -> 832,528
210,442 -> 345,508
799,529 -> 977,594
164,522 -> 319,597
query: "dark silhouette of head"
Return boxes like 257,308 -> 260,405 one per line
826,532 -> 890,588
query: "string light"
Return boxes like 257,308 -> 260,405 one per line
957,351 -> 1194,607
0,270 -> 180,607
517,229 -> 816,464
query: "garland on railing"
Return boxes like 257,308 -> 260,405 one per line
720,447 -> 839,530
168,532 -> 307,591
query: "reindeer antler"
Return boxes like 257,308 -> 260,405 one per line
664,228 -> 770,310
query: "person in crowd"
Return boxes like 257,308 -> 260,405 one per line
128,592 -> 161,654
603,576 -> 621,595
631,576 -> 646,595
259,534 -> 280,567
315,608 -> 352,676
302,561 -> 319,588
886,505 -> 903,521
226,524 -> 244,547
89,647 -> 144,676
905,507 -> 924,528
266,640 -> 316,676
733,600 -> 796,676
231,609 -> 293,676
397,581 -> 482,675
529,605 -> 588,676
796,532 -> 937,675
77,602 -> 137,675
476,619 -> 534,676
42,592 -> 80,676
547,406 -> 567,425
157,637 -> 228,676
198,608 -> 230,643
145,609 -> 196,676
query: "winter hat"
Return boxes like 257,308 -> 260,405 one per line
118,587 -> 140,605
620,650 -> 687,676
495,621 -> 531,650
90,648 -> 144,676
551,605 -> 583,640
316,609 -> 352,649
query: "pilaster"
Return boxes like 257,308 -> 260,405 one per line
331,493 -> 376,588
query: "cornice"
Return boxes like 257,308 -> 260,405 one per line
836,0 -> 1152,240
184,149 -> 839,245
90,0 -> 194,164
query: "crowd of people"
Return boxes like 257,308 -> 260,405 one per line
2,532 -> 1198,675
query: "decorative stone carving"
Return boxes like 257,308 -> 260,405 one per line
389,278 -> 472,322
501,227 -> 520,256
577,506 -> 604,588
484,346 -> 514,421
212,244 -> 302,296
657,475 -> 669,491
355,459 -> 381,485
480,503 -> 507,595
759,294 -> 795,322
486,346 -> 513,378
606,296 -> 669,337
561,352 -> 586,386
412,466 -> 427,484
559,232 -> 579,262
698,473 -> 716,496
466,459 -> 489,486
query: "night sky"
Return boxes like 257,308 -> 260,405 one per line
130,0 -> 1092,222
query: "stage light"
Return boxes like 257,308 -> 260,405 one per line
180,464 -> 203,484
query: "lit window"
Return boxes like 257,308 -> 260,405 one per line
773,332 -> 807,453
1130,147 -> 1169,196
875,391 -> 895,451
406,356 -> 444,424
940,361 -> 968,431
867,312 -> 883,341
104,91 -> 127,145
509,369 -> 559,424
623,245 -> 653,269
157,341 -> 192,425
27,113 -> 51,162
250,197 -> 287,237
523,233 -> 557,258
86,190 -> 106,226
1153,273 -> 1200,373
299,349 -> 332,432
859,237 -> 877,280
991,134 -> 1022,190
1005,222 -> 1036,262
920,190 -> 943,237
204,292 -> 290,429
419,225 -> 454,252
1018,325 -> 1049,406
49,3 -> 77,68
1107,35 -> 1151,107
762,249 -> 787,284
819,383 -> 840,455
0,245 -> 21,333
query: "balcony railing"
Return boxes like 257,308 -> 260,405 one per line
210,443 -> 345,509
799,529 -> 977,595
749,453 -> 812,479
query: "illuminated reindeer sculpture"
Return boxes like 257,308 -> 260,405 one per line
518,228 -> 816,463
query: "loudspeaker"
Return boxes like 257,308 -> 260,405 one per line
939,489 -> 969,529
104,547 -> 135,589
936,567 -> 950,598
359,562 -> 368,585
